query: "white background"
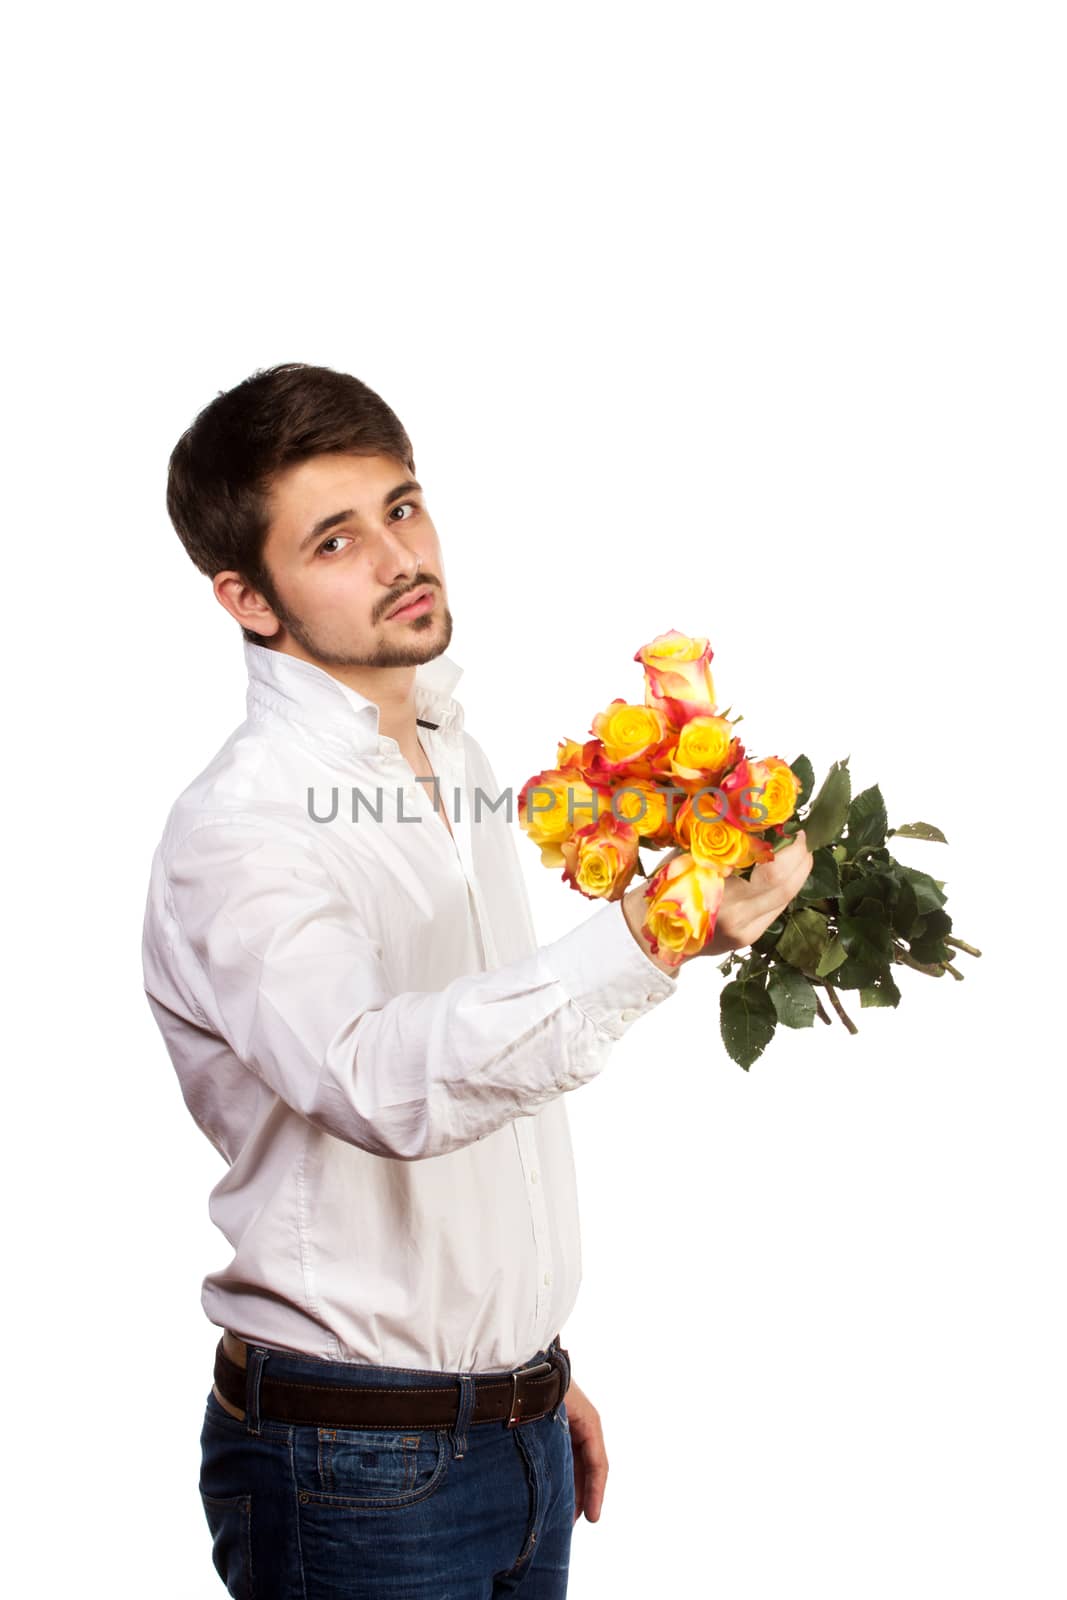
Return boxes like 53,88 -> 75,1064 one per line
5,3 -> 1063,1595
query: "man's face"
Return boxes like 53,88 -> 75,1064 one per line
249,451 -> 453,668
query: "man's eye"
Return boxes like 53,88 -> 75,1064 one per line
318,535 -> 353,556
391,502 -> 419,521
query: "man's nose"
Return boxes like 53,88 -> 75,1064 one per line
372,524 -> 421,584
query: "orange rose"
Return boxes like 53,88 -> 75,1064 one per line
640,850 -> 725,965
717,757 -> 776,833
590,698 -> 670,766
560,813 -> 640,899
676,797 -> 775,869
556,737 -> 586,770
668,715 -> 740,783
609,779 -> 672,840
635,630 -> 716,728
518,767 -> 603,867
744,758 -> 801,829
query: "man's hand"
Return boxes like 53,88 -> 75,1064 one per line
564,1378 -> 608,1524
697,828 -> 812,957
622,830 -> 812,969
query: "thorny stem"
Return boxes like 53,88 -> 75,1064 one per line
821,983 -> 858,1034
812,989 -> 833,1026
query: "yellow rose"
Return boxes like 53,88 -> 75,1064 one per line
590,698 -> 669,766
668,715 -> 737,782
745,758 -> 802,828
609,780 -> 671,839
640,851 -> 725,965
518,768 -> 602,867
634,630 -> 716,725
676,798 -> 774,869
560,814 -> 640,900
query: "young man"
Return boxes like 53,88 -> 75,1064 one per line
141,362 -> 812,1598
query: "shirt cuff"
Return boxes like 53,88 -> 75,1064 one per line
540,896 -> 679,1043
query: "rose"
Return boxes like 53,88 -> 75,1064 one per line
635,630 -> 717,728
640,850 -> 726,964
717,756 -> 775,831
555,735 -> 658,789
743,757 -> 802,829
590,698 -> 670,766
609,779 -> 673,840
556,737 -> 586,770
560,812 -> 641,899
517,767 -> 601,867
668,714 -> 741,784
676,797 -> 775,870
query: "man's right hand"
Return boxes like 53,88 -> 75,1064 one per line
621,830 -> 813,974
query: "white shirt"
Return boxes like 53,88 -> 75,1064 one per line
141,639 -> 678,1374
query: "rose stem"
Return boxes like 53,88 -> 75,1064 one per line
820,983 -> 859,1034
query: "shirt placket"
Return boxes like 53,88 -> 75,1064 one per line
428,726 -> 556,1335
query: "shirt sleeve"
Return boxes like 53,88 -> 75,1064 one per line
161,817 -> 678,1161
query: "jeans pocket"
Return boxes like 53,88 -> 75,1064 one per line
200,1490 -> 253,1599
555,1400 -> 570,1433
299,1425 -> 450,1510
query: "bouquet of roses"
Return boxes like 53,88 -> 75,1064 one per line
518,630 -> 980,1069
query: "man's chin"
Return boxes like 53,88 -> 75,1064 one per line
278,607 -> 452,669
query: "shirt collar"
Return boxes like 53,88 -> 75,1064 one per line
243,638 -> 466,757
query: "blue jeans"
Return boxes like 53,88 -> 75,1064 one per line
198,1338 -> 575,1597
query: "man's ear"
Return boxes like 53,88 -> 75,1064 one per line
212,570 -> 281,638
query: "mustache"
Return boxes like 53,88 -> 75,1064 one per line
379,573 -> 439,619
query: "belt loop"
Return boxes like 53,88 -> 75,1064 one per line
245,1344 -> 269,1437
449,1373 -> 476,1460
549,1335 -> 571,1419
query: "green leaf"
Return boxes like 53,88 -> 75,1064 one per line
720,978 -> 778,1070
796,846 -> 842,904
842,871 -> 894,916
845,784 -> 888,858
888,821 -> 948,844
789,754 -> 815,811
909,908 -> 954,965
830,952 -> 885,990
752,914 -> 786,955
775,908 -> 831,974
860,970 -> 902,1007
815,935 -> 848,977
768,967 -> 818,1029
888,874 -> 920,939
798,759 -> 851,852
899,866 -> 947,915
838,912 -> 894,970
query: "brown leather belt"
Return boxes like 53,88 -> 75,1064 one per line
213,1332 -> 571,1430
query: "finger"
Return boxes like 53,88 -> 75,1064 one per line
583,1455 -> 609,1521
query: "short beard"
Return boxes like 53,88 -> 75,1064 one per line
249,571 -> 453,669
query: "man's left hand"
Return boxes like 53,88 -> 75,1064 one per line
563,1378 -> 608,1524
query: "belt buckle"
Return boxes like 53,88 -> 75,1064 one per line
506,1358 -> 554,1428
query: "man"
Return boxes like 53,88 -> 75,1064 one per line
142,362 -> 812,1598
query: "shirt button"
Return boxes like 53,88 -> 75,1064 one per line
530,1169 -> 539,1183
647,991 -> 668,1003
619,1007 -> 640,1023
543,1272 -> 552,1286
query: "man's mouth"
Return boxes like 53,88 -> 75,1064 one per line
385,584 -> 435,621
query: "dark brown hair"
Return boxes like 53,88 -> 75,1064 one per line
166,363 -> 416,643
